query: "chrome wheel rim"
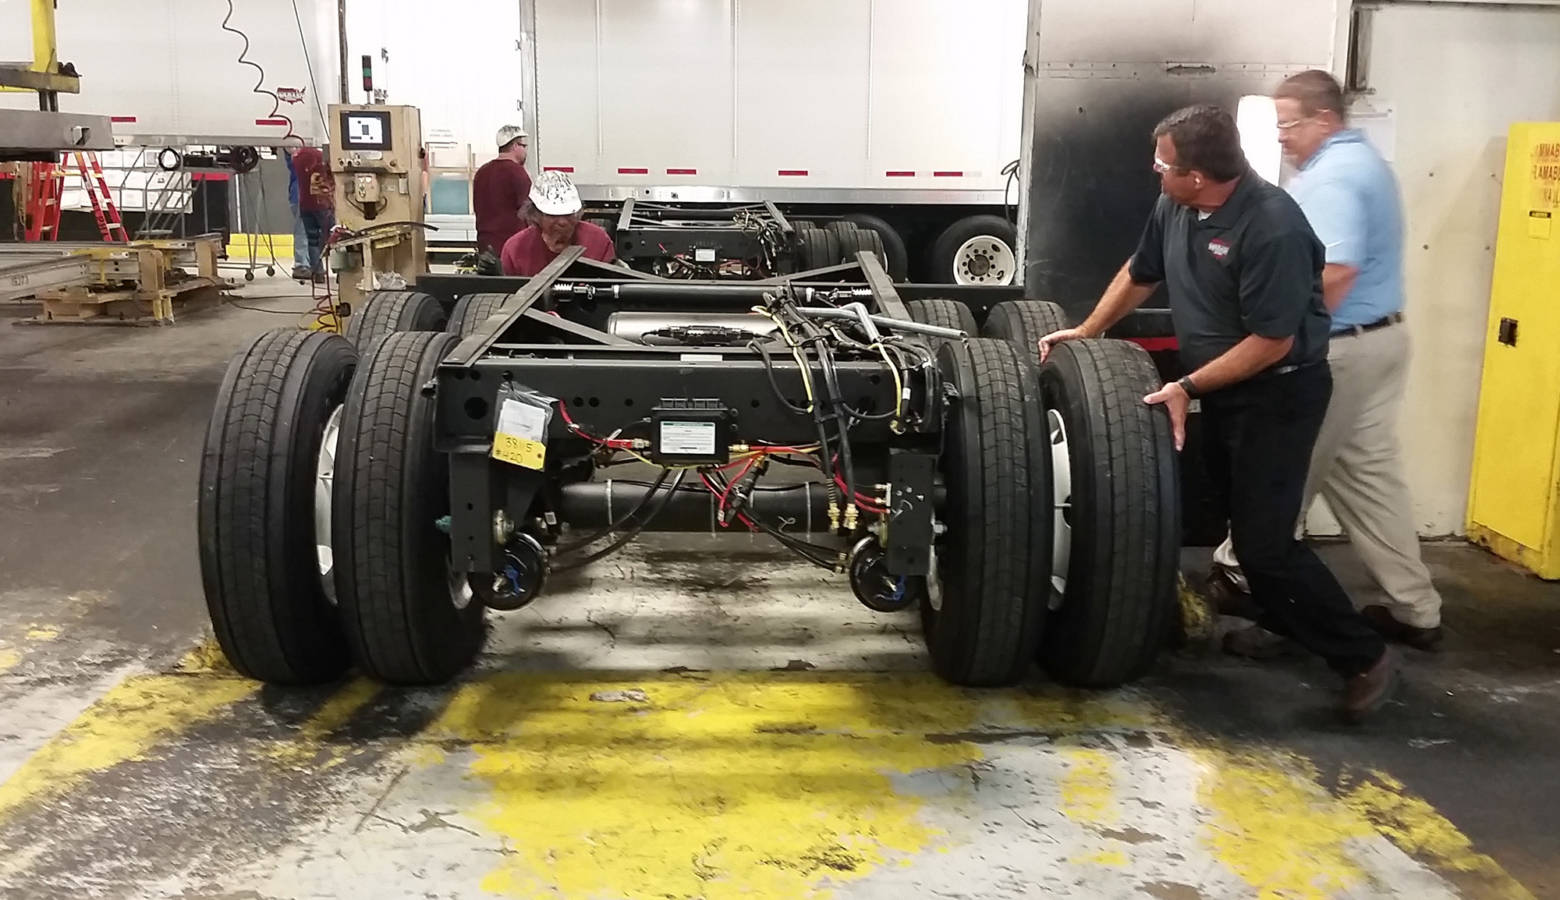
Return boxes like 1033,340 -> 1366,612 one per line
1048,409 -> 1073,610
953,235 -> 1016,285
314,405 -> 343,605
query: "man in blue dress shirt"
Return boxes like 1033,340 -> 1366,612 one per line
1215,70 -> 1443,652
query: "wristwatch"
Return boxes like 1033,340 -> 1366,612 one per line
1176,375 -> 1200,399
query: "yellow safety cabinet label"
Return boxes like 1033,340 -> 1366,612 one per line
1530,210 -> 1552,240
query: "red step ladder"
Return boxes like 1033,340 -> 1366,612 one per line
72,152 -> 127,242
23,162 -> 64,241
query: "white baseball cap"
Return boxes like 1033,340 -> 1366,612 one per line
529,170 -> 582,216
496,124 -> 528,149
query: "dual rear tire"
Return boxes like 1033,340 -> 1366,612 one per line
912,299 -> 1180,688
199,328 -> 483,686
982,300 -> 1180,687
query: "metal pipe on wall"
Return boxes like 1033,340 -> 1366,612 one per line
338,0 -> 350,105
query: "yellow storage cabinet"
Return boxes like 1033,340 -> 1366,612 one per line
1468,122 -> 1560,578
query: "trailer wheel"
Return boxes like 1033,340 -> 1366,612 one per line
793,226 -> 816,269
798,225 -> 835,271
814,228 -> 841,271
198,329 -> 357,684
829,223 -> 862,264
923,338 -> 1050,686
824,220 -> 857,242
844,213 -> 909,280
1038,339 -> 1179,687
932,215 -> 1019,285
982,300 -> 1070,365
906,298 -> 977,344
839,228 -> 889,273
333,331 -> 485,684
447,292 -> 513,338
344,290 -> 445,350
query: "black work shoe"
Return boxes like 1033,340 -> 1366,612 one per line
1361,605 -> 1443,652
1206,564 -> 1262,620
1342,647 -> 1401,724
1222,624 -> 1300,660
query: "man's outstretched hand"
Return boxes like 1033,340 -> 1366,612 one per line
1037,328 -> 1089,364
1142,381 -> 1190,451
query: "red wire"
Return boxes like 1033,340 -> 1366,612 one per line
828,454 -> 889,513
558,401 -> 633,449
718,455 -> 760,525
699,472 -> 760,533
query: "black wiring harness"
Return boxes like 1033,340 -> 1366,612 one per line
543,285 -> 933,572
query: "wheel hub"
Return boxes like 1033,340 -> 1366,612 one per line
925,542 -> 944,613
848,537 -> 919,613
1048,409 -> 1073,610
954,236 -> 1016,286
314,405 -> 343,605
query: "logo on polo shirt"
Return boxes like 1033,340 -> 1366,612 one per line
1207,238 -> 1231,259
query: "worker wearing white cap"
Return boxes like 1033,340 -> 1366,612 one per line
500,171 -> 617,276
473,124 -> 533,258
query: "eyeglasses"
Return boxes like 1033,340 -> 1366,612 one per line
1153,156 -> 1185,175
1276,111 -> 1329,131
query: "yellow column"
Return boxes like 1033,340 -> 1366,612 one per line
31,0 -> 59,73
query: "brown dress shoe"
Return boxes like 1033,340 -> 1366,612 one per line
1222,624 -> 1300,660
1361,605 -> 1443,652
1206,564 -> 1262,620
1342,647 -> 1400,723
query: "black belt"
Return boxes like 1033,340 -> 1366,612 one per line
1332,311 -> 1403,337
1254,358 -> 1325,381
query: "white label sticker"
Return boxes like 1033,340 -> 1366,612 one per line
659,421 -> 717,456
694,248 -> 717,263
497,397 -> 547,441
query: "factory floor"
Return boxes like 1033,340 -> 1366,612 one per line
0,279 -> 1556,900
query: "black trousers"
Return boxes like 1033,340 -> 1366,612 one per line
1201,363 -> 1386,677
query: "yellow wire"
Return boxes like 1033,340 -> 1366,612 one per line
753,305 -> 817,412
752,305 -> 906,422
870,342 -> 905,419
611,443 -> 822,473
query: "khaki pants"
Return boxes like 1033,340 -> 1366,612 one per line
1213,322 -> 1443,629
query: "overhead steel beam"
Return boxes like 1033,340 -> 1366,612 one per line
0,109 -> 114,153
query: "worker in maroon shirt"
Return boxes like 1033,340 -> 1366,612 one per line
501,171 -> 617,276
292,145 -> 335,283
473,125 -> 533,261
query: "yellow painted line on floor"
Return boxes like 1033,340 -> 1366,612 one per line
1199,748 -> 1373,899
417,672 -> 1159,899
1341,769 -> 1536,900
0,673 -> 256,824
269,678 -> 381,769
172,636 -> 237,675
23,626 -> 60,642
1069,849 -> 1130,867
0,648 -> 19,675
1060,745 -> 1119,827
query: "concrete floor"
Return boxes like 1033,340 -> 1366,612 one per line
0,279 -> 1557,899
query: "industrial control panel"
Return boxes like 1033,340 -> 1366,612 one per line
327,104 -> 427,314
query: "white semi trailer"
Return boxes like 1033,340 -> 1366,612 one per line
347,0 -> 1030,284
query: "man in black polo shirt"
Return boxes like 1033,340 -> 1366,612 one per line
1039,105 -> 1397,722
